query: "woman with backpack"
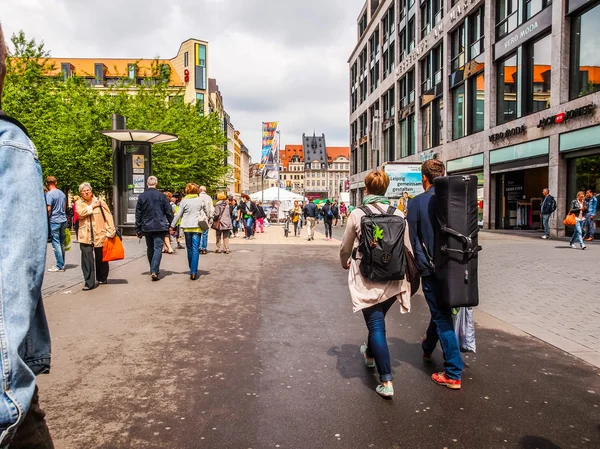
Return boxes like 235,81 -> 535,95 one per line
339,170 -> 413,399
322,200 -> 334,240
255,201 -> 266,233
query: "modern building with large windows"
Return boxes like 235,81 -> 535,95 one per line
349,0 -> 600,237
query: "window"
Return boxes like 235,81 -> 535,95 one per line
530,34 -> 551,113
359,48 -> 368,104
384,124 -> 395,162
369,30 -> 380,92
359,12 -> 368,37
61,62 -> 73,81
524,0 -> 550,21
383,87 -> 395,121
452,84 -> 466,140
451,23 -> 466,72
570,2 -> 600,99
195,43 -> 207,90
128,63 -> 136,81
398,29 -> 407,62
496,0 -> 518,39
184,52 -> 189,68
382,4 -> 396,79
351,63 -> 358,112
497,53 -> 519,124
421,0 -> 443,38
408,18 -> 416,52
471,73 -> 485,133
196,93 -> 205,116
94,63 -> 106,85
400,114 -> 416,158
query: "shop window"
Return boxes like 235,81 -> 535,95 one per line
497,53 -> 519,124
452,84 -> 466,140
422,99 -> 443,150
530,34 -> 552,113
570,2 -> 600,100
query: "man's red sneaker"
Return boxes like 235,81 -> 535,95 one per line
431,372 -> 461,390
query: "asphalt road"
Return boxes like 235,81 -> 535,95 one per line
38,241 -> 600,449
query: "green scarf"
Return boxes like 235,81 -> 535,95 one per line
363,194 -> 390,205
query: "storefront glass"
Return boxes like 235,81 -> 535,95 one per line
570,2 -> 600,100
471,73 -> 485,133
495,167 -> 548,229
531,34 -> 551,112
567,154 -> 600,237
452,84 -> 466,140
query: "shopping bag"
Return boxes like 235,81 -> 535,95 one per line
563,213 -> 576,227
452,307 -> 476,353
64,227 -> 71,251
102,236 -> 125,262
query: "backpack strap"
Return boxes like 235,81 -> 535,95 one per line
358,205 -> 373,217
386,206 -> 396,215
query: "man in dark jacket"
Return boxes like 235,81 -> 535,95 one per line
540,188 -> 556,239
303,199 -> 318,241
408,159 -> 463,390
135,176 -> 174,280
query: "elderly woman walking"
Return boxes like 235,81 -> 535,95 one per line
75,183 -> 116,291
339,170 -> 413,398
213,192 -> 233,254
170,183 -> 207,280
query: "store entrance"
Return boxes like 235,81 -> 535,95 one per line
495,166 -> 548,230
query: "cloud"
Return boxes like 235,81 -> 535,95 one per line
3,0 -> 364,161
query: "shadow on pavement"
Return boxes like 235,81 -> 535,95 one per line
519,436 -> 561,449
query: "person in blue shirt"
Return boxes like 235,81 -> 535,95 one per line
0,23 -> 54,448
45,176 -> 67,272
584,189 -> 597,241
407,159 -> 463,390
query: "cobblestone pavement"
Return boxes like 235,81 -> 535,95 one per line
478,232 -> 600,367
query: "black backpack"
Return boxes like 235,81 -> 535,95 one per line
353,205 -> 407,282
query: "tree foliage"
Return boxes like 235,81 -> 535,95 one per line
3,31 -> 229,195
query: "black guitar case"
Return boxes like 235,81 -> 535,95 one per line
433,175 -> 482,308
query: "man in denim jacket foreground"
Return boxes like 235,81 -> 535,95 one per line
0,23 -> 54,448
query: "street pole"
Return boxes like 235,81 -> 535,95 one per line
261,122 -> 264,205
277,130 -> 281,207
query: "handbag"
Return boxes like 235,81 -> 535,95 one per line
404,245 -> 421,297
99,204 -> 124,262
197,205 -> 210,232
563,213 -> 577,227
212,203 -> 226,230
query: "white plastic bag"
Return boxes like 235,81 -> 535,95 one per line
452,307 -> 476,353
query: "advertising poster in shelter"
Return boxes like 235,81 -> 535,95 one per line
261,121 -> 279,180
384,163 -> 424,200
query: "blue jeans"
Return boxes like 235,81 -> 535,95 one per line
50,221 -> 67,269
361,296 -> 397,382
245,217 -> 254,238
200,230 -> 209,251
0,119 -> 52,444
584,212 -> 596,239
145,232 -> 166,274
422,276 -> 464,380
570,220 -> 584,247
185,232 -> 201,275
542,214 -> 550,237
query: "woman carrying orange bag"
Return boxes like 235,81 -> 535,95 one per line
75,183 -> 117,290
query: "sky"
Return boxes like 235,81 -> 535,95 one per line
3,0 -> 366,162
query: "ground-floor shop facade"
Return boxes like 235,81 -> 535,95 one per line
350,95 -> 600,238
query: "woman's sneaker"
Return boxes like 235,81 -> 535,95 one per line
431,372 -> 461,389
582,245 -> 587,250
360,344 -> 375,368
570,244 -> 576,249
376,383 -> 394,398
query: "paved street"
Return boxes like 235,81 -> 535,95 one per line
38,227 -> 599,449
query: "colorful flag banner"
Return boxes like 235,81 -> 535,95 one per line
261,121 -> 279,180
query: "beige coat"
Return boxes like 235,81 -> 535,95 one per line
76,198 -> 116,247
339,204 -> 413,314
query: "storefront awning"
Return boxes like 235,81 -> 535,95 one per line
100,130 -> 178,144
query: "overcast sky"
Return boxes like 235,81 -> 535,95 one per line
3,0 -> 365,162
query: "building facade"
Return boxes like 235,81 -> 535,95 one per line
50,38 -> 211,115
241,144 -> 251,194
349,0 -> 600,236
279,134 -> 351,200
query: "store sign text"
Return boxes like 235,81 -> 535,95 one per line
489,125 -> 527,142
450,0 -> 479,22
537,104 -> 596,128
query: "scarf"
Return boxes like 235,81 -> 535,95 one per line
363,194 -> 390,205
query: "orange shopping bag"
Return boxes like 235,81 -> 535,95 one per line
102,235 -> 125,262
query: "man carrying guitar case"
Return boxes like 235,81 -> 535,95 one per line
408,160 -> 466,390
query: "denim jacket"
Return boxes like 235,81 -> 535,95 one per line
0,113 -> 52,446
586,196 -> 597,216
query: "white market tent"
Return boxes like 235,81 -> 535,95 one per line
250,187 -> 306,221
250,187 -> 305,202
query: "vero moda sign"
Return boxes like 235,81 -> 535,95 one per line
537,104 -> 596,129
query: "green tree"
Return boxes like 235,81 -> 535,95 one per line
3,31 -> 229,196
